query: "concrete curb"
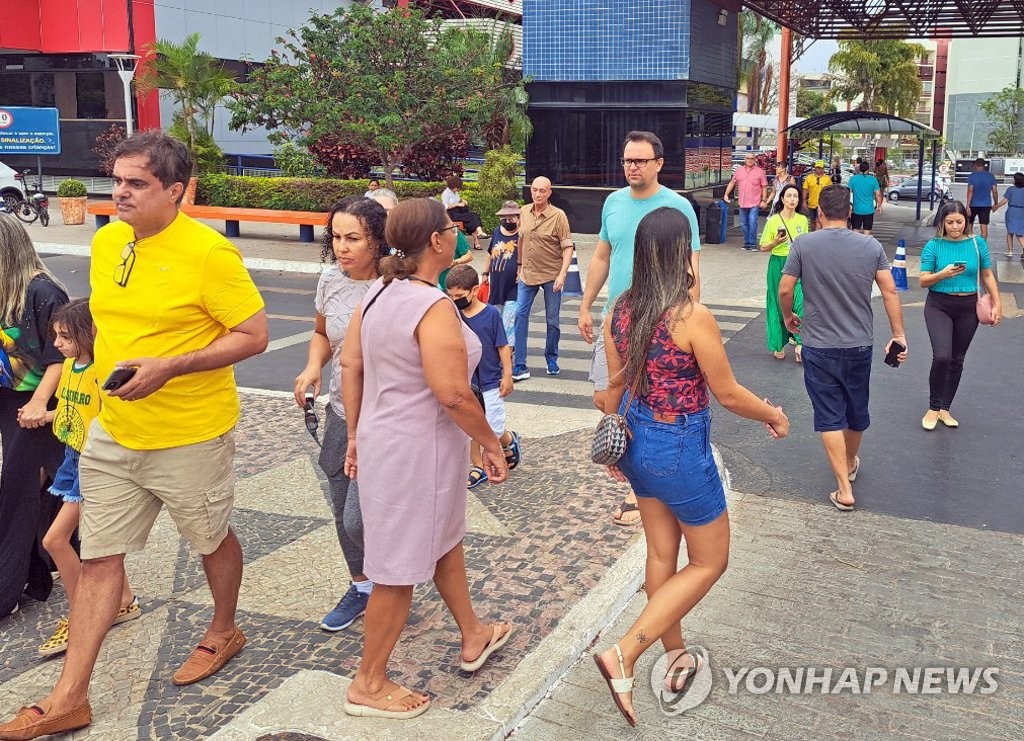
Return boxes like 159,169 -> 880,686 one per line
496,444 -> 731,739
36,241 -> 325,275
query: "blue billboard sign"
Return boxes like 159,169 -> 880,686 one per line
0,107 -> 61,155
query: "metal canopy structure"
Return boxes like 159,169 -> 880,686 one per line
741,0 -> 1024,39
783,111 -> 938,138
783,111 -> 942,220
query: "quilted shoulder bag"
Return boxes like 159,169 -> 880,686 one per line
973,237 -> 996,325
591,376 -> 641,465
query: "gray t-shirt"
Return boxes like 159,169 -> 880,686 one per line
314,266 -> 375,415
782,228 -> 889,348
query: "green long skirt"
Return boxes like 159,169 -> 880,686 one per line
765,253 -> 803,352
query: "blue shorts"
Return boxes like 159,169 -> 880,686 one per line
801,345 -> 873,432
616,402 -> 726,526
48,445 -> 82,503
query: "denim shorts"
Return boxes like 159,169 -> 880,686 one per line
615,401 -> 726,526
48,445 -> 82,503
801,345 -> 872,432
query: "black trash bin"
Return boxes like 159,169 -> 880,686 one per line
704,200 -> 728,244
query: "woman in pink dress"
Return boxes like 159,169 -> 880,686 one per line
340,198 -> 512,720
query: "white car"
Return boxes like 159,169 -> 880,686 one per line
0,160 -> 25,211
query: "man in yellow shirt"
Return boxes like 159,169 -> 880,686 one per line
0,132 -> 268,739
802,160 -> 833,231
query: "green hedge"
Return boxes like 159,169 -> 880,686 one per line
197,175 -> 446,211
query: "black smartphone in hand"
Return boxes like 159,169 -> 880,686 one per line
884,341 -> 906,368
102,366 -> 138,391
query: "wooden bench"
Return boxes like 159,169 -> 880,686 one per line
87,202 -> 328,243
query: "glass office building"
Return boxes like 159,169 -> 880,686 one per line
522,0 -> 737,229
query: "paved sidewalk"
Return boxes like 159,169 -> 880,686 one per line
4,205 -> 1020,740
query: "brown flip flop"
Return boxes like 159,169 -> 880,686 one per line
172,627 -> 246,686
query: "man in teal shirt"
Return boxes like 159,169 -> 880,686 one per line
577,131 -> 702,527
848,161 -> 882,235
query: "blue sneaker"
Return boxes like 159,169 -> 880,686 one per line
503,431 -> 522,470
511,367 -> 530,381
546,360 -> 560,376
320,582 -> 370,632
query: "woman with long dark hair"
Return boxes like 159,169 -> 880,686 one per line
760,183 -> 809,362
919,200 -> 1003,430
592,207 -> 789,727
294,196 -> 388,632
0,214 -> 69,618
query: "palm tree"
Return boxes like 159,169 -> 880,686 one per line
135,33 -> 237,158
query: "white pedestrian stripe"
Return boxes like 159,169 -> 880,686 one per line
509,299 -> 763,409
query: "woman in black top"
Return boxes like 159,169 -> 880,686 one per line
0,215 -> 69,617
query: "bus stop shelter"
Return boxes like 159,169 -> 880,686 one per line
783,111 -> 941,219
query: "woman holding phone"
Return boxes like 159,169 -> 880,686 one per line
760,184 -> 809,362
918,200 -> 1002,430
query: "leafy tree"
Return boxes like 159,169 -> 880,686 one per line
796,88 -> 834,118
979,86 -> 1024,154
167,113 -> 224,174
135,32 -> 236,166
229,5 -> 512,189
92,124 -> 126,175
273,141 -> 326,178
740,11 -> 779,117
828,38 -> 926,117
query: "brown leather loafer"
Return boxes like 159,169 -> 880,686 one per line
172,627 -> 246,686
0,701 -> 91,740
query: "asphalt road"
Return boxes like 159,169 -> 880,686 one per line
712,286 -> 1024,535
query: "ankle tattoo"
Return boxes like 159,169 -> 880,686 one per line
635,629 -> 649,644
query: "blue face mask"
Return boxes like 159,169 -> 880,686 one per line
453,296 -> 472,311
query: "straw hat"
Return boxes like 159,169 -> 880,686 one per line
496,201 -> 522,216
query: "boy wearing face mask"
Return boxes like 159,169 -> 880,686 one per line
446,265 -> 521,489
484,201 -> 522,345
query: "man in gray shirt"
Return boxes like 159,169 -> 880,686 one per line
779,185 -> 907,511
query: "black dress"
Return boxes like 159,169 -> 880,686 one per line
0,274 -> 68,616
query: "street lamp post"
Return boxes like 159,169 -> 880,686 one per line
108,53 -> 142,137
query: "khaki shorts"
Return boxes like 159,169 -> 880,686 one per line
589,318 -> 610,392
79,421 -> 236,560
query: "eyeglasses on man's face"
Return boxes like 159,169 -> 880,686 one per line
439,224 -> 460,234
113,241 -> 137,287
621,158 -> 659,169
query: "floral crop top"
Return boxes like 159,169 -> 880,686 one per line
611,302 -> 710,415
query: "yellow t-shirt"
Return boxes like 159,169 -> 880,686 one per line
52,359 -> 101,452
760,212 -> 810,257
90,212 -> 265,449
802,173 -> 833,208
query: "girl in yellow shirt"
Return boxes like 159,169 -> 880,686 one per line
38,299 -> 139,656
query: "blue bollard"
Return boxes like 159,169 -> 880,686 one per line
891,238 -> 909,291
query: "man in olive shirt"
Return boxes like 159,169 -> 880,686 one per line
511,176 -> 574,380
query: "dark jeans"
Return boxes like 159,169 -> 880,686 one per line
318,405 -> 365,577
513,279 -> 561,370
924,291 -> 979,411
0,389 -> 64,616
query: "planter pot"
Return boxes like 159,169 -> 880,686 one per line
182,177 -> 198,206
59,196 -> 88,225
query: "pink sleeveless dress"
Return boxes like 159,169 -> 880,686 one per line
356,278 -> 482,585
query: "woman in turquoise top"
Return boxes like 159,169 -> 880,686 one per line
759,184 -> 808,362
918,201 -> 1003,430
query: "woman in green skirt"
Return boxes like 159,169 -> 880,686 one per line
759,184 -> 808,362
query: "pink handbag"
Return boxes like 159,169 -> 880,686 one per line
973,238 -> 997,325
